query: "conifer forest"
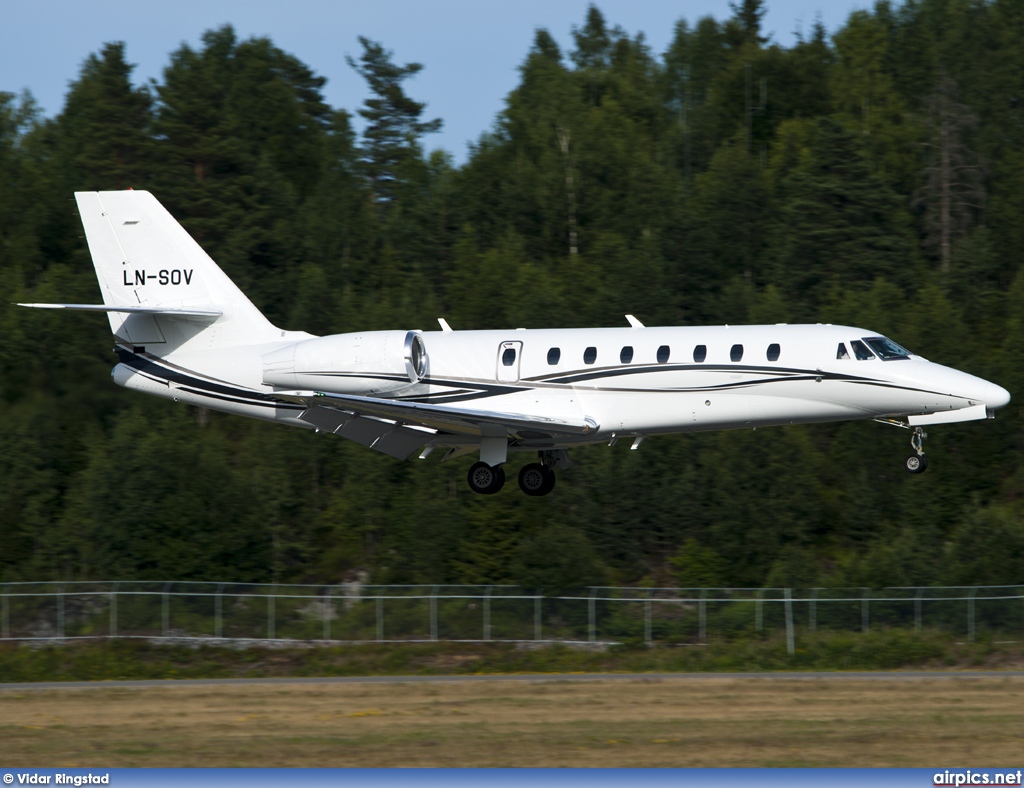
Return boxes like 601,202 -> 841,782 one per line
2,1 -> 1024,590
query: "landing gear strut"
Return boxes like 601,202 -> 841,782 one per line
905,427 -> 928,474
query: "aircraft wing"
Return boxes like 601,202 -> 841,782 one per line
279,390 -> 599,460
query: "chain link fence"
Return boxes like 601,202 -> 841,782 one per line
2,583 -> 1023,653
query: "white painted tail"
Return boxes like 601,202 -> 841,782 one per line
72,190 -> 282,353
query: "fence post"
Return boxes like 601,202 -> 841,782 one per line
215,583 -> 224,639
588,588 -> 596,643
57,582 -> 66,640
376,596 -> 383,642
644,590 -> 652,646
861,587 -> 870,634
968,587 -> 978,642
915,587 -> 924,633
755,588 -> 765,631
784,588 -> 794,655
160,581 -> 173,634
809,588 -> 819,633
267,586 -> 276,640
535,592 -> 542,641
699,589 -> 708,643
483,586 -> 492,641
322,586 -> 332,642
110,582 -> 119,638
430,586 -> 438,642
1,587 -> 8,640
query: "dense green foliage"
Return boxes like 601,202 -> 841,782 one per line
4,630 -> 1022,683
2,1 -> 1024,588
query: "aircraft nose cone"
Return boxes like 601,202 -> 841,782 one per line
985,382 -> 1011,411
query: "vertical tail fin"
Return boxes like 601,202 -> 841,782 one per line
74,190 -> 284,352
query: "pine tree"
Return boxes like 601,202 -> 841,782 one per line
727,0 -> 768,47
57,42 -> 153,190
347,37 -> 442,208
769,118 -> 915,317
913,75 -> 986,274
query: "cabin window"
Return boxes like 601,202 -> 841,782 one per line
864,336 -> 912,360
693,345 -> 707,363
657,345 -> 671,363
850,339 -> 875,360
766,343 -> 781,362
837,343 -> 850,360
730,344 -> 744,362
547,347 -> 561,365
620,346 -> 633,364
501,347 -> 517,367
584,346 -> 597,365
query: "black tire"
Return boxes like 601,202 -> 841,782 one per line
518,463 -> 556,496
468,461 -> 505,494
537,467 -> 556,496
905,454 -> 928,474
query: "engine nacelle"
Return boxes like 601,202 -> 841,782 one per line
262,329 -> 427,394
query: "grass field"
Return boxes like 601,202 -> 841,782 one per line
2,676 -> 1024,767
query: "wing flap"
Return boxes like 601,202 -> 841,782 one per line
287,390 -> 599,440
298,406 -> 435,461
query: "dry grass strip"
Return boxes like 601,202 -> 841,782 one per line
2,676 -> 1023,767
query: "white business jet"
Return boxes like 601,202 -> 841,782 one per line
20,190 -> 1011,496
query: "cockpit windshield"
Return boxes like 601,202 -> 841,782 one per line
863,336 -> 913,360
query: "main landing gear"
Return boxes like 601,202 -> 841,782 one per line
467,462 -> 505,495
518,462 -> 557,496
905,426 -> 928,474
466,450 -> 562,496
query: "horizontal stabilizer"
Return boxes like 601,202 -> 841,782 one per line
275,390 -> 600,439
18,303 -> 222,319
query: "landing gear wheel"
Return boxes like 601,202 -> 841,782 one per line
467,462 -> 505,494
518,463 -> 556,496
905,454 -> 928,474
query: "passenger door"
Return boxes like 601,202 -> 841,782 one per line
496,341 -> 523,383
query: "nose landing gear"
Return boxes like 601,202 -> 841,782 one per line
905,427 -> 928,474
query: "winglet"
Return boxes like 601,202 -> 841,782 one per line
438,318 -> 454,332
625,314 -> 644,328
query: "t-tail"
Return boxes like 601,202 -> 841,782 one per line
20,190 -> 285,355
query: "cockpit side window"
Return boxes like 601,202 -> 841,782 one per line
850,339 -> 875,360
837,343 -> 850,360
864,336 -> 912,360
